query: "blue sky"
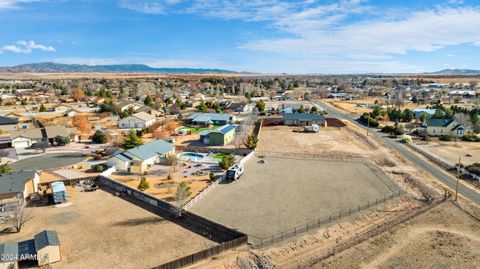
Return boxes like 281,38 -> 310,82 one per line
0,0 -> 480,73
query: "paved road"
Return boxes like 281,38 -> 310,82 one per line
316,100 -> 480,206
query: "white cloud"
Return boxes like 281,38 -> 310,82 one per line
0,40 -> 56,54
119,0 -> 183,14
0,0 -> 41,9
240,7 -> 480,58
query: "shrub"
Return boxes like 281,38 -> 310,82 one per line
466,163 -> 480,176
439,135 -> 452,141
137,176 -> 150,191
219,154 -> 235,170
92,130 -> 108,144
93,164 -> 104,172
209,172 -> 216,182
381,125 -> 404,136
461,134 -> 480,142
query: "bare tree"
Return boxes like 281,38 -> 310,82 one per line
166,154 -> 179,173
173,182 -> 191,217
11,199 -> 32,233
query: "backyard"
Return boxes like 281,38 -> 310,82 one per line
190,156 -> 401,240
0,189 -> 217,269
413,139 -> 480,166
177,125 -> 218,133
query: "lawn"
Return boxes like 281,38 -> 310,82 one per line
178,125 -> 219,133
213,152 -> 230,159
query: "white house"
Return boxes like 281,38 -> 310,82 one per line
107,139 -> 175,174
118,112 -> 156,129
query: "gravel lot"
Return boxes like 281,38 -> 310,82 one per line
191,156 -> 400,239
0,189 -> 216,269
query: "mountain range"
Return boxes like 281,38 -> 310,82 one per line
0,62 -> 238,74
427,69 -> 480,75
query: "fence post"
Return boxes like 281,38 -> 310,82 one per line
375,198 -> 377,205
281,232 -> 284,241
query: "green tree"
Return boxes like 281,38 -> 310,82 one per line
123,130 -> 143,149
402,108 -> 414,122
144,96 -> 153,107
174,182 -> 191,205
55,136 -> 71,145
92,130 -> 108,144
39,104 -> 47,112
196,100 -> 207,112
0,163 -> 12,174
219,154 -> 235,170
298,105 -> 305,113
255,100 -> 265,112
244,134 -> 258,149
310,106 -> 318,113
209,172 -> 216,182
137,176 -> 150,191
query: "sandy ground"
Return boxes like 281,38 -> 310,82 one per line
0,189 -> 216,269
414,139 -> 480,165
312,201 -> 480,269
191,156 -> 400,240
256,125 -> 372,157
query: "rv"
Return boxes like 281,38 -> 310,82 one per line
225,164 -> 244,182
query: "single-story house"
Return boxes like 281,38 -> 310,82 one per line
107,139 -> 175,174
53,105 -> 72,114
9,128 -> 44,149
118,112 -> 156,129
8,126 -> 78,149
44,126 -> 78,145
188,113 -> 234,127
422,118 -> 472,137
199,125 -> 236,146
119,102 -> 141,112
0,115 -> 19,132
412,108 -> 437,119
0,171 -> 39,204
283,113 -> 326,126
0,230 -> 60,269
134,106 -> 164,117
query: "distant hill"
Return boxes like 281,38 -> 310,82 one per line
0,62 -> 239,74
428,69 -> 480,75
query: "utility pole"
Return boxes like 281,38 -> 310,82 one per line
455,157 -> 461,201
367,116 -> 370,137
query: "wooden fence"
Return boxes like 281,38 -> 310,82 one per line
154,236 -> 248,269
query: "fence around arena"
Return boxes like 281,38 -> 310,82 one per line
406,142 -> 480,182
248,190 -> 404,248
256,151 -> 365,162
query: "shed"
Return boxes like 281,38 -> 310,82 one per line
0,242 -> 19,269
51,182 -> 67,204
34,231 -> 61,266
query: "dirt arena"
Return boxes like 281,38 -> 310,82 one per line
256,125 -> 372,157
190,156 -> 401,240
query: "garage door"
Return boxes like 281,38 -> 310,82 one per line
13,140 -> 30,148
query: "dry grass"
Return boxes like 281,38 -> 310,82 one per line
414,139 -> 480,166
0,189 -> 216,269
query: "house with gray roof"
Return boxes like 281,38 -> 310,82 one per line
0,115 -> 19,132
188,113 -> 235,127
118,112 -> 156,129
283,113 -> 325,126
422,118 -> 473,137
0,171 -> 39,204
107,139 -> 175,174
